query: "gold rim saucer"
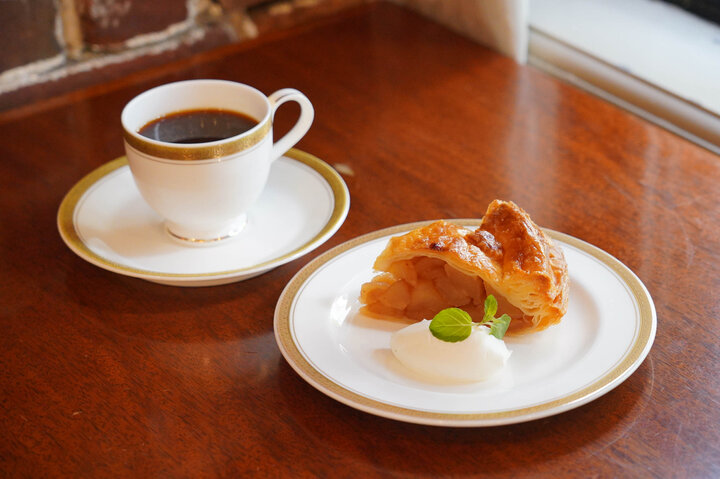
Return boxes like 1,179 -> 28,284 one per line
57,148 -> 350,286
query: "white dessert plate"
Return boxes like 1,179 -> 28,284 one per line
274,220 -> 656,427
58,149 -> 349,286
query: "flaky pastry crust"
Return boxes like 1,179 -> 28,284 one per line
359,200 -> 568,335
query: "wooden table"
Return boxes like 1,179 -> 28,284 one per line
1,3 -> 718,477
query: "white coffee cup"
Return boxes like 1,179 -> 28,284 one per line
121,79 -> 313,245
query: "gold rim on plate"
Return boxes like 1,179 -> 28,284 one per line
274,221 -> 656,427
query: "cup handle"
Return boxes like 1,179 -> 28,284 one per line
268,88 -> 314,161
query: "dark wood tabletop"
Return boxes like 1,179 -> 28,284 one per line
1,3 -> 718,477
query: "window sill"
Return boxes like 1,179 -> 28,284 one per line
529,0 -> 720,155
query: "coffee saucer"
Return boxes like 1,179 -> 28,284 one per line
57,149 -> 350,286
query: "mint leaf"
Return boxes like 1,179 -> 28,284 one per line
429,308 -> 473,342
489,313 -> 512,339
483,295 -> 498,323
481,295 -> 512,339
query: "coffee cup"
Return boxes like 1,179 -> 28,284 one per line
121,79 -> 314,245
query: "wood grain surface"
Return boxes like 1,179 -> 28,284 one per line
1,3 -> 718,477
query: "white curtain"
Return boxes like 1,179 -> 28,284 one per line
396,0 -> 530,63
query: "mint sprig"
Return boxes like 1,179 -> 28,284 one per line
429,295 -> 512,342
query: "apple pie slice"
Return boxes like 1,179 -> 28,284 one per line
359,200 -> 568,335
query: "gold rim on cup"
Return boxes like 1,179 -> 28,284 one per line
122,119 -> 272,162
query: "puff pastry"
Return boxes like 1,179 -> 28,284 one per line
359,200 -> 568,335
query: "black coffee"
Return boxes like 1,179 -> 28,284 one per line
138,108 -> 259,144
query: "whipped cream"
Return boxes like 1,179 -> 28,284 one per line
390,319 -> 511,383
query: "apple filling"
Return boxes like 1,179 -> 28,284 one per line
360,256 -> 526,324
